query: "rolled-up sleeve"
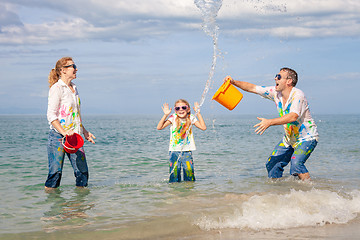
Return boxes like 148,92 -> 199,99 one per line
256,85 -> 276,102
47,85 -> 61,125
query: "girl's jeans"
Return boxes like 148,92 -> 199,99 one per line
45,129 -> 88,188
169,151 -> 195,182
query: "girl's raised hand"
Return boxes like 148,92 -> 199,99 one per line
193,102 -> 200,113
162,103 -> 172,115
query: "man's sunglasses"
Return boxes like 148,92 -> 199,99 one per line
275,74 -> 291,80
63,64 -> 77,69
175,106 -> 188,111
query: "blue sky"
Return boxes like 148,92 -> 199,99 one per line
1,0 -> 359,115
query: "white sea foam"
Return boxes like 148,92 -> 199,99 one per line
196,188 -> 360,230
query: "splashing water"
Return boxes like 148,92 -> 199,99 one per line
195,0 -> 222,107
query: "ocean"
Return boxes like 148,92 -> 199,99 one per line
0,114 -> 359,239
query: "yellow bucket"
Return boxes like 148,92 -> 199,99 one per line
212,77 -> 243,110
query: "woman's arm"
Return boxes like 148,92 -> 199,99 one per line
47,86 -> 74,136
50,119 -> 73,136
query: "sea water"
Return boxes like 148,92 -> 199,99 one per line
0,114 -> 360,239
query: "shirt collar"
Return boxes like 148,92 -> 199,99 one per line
58,79 -> 76,89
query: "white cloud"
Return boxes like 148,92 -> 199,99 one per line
0,3 -> 23,26
0,0 -> 360,45
218,0 -> 360,39
0,18 -> 92,44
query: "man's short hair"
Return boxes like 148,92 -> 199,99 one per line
281,67 -> 298,86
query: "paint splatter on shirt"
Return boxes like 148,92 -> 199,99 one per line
256,86 -> 318,147
47,79 -> 83,134
168,114 -> 198,151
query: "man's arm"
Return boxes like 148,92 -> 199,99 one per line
228,77 -> 258,94
254,112 -> 299,135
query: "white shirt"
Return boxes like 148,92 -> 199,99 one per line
168,114 -> 198,151
256,86 -> 318,147
47,79 -> 83,134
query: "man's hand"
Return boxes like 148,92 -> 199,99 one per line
254,117 -> 272,135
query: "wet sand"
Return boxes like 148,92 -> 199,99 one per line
3,214 -> 360,240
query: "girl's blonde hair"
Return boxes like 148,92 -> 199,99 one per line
174,99 -> 191,137
48,57 -> 73,88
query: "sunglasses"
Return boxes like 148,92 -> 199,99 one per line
63,64 -> 77,69
175,106 -> 188,111
275,74 -> 292,80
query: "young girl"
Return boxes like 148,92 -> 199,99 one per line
157,99 -> 206,182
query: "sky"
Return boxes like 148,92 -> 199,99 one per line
0,0 -> 359,116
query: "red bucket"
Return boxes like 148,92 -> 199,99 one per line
62,133 -> 84,153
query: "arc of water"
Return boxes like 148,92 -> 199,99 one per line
194,0 -> 223,108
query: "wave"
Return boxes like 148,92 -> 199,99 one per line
196,188 -> 360,230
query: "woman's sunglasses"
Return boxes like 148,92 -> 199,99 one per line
175,106 -> 188,111
63,64 -> 77,69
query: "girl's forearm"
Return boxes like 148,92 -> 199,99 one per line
196,112 -> 207,130
157,114 -> 170,130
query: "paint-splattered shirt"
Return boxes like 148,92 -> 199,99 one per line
47,79 -> 83,135
256,86 -> 318,147
168,114 -> 198,151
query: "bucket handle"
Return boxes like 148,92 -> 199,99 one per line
62,137 -> 76,151
219,79 -> 232,93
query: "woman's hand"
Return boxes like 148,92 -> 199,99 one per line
83,129 -> 96,144
64,130 -> 75,136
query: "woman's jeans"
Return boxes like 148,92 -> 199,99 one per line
45,129 -> 88,188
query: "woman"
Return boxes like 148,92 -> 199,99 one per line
45,57 -> 95,190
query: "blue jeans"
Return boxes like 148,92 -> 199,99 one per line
45,129 -> 88,188
169,151 -> 195,182
266,139 -> 318,178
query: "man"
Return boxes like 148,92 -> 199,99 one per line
229,67 -> 318,180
